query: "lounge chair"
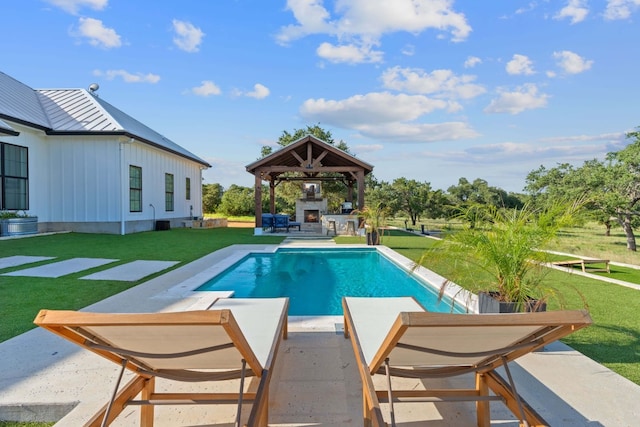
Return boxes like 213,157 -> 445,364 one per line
34,297 -> 289,427
342,297 -> 592,427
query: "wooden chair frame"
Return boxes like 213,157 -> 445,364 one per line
342,297 -> 592,427
34,300 -> 288,427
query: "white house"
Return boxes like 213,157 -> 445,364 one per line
0,71 -> 210,235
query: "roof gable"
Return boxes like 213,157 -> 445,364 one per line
246,134 -> 373,177
0,72 -> 210,167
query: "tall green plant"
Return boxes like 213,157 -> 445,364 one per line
420,200 -> 584,309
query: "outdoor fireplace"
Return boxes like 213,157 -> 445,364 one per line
304,210 -> 319,223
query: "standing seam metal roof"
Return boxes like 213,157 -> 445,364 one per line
0,72 -> 210,167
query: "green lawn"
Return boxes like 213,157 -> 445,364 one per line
0,228 -> 284,343
1,227 -> 639,387
338,229 -> 640,385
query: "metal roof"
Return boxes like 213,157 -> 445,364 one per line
0,72 -> 210,167
0,118 -> 19,136
0,72 -> 50,129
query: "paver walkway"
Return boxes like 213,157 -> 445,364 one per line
0,255 -> 55,269
1,257 -> 116,278
81,260 -> 179,281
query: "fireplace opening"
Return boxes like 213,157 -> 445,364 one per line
304,210 -> 319,223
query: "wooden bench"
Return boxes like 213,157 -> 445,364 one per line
552,258 -> 610,273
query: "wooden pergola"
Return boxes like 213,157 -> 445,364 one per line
245,135 -> 374,228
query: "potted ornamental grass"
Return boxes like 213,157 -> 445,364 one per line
350,202 -> 389,245
419,199 -> 584,313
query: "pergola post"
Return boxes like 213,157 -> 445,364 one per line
357,170 -> 365,210
269,181 -> 276,214
254,172 -> 263,233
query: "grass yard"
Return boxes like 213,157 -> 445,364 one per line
0,228 -> 284,343
338,228 -> 640,385
1,225 -> 639,387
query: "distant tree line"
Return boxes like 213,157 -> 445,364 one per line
203,125 -> 640,251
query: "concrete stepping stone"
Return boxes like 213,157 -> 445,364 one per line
2,258 -> 117,278
80,260 -> 179,282
0,256 -> 55,270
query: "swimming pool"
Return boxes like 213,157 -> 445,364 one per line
195,247 -> 464,315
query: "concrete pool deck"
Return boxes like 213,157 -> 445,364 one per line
1,241 -> 640,426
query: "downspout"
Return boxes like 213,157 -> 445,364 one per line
119,141 -> 126,235
118,137 -> 133,235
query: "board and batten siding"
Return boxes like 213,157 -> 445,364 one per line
4,124 -> 204,234
124,140 -> 203,222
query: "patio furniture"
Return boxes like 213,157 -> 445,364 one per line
261,213 -> 275,232
326,219 -> 337,236
288,221 -> 301,231
342,296 -> 592,427
34,297 -> 289,427
552,258 -> 611,273
273,214 -> 290,232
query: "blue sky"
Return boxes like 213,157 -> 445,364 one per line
2,0 -> 639,192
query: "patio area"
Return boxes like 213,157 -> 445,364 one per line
1,241 -> 639,426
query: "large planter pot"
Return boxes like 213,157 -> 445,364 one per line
0,217 -> 38,237
478,291 -> 547,313
366,230 -> 379,245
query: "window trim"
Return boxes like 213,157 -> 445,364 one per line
1,142 -> 29,211
129,165 -> 142,213
165,173 -> 174,212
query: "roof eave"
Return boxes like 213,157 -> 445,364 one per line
46,130 -> 211,168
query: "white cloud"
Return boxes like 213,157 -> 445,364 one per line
300,92 -> 449,127
381,66 -> 486,100
277,0 -> 471,63
172,20 -> 205,53
484,84 -> 549,114
553,50 -> 593,74
401,44 -> 415,56
356,122 -> 479,142
554,0 -> 590,24
539,132 -> 626,143
299,91 -> 478,142
93,69 -> 160,83
352,144 -> 384,154
74,17 -> 121,48
506,54 -> 535,75
276,0 -> 333,44
317,42 -> 383,64
245,83 -> 270,99
464,56 -> 482,68
191,81 -> 221,97
44,0 -> 107,14
604,0 -> 640,20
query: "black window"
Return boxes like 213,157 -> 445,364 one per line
165,173 -> 174,211
1,142 -> 29,210
186,177 -> 191,201
129,165 -> 142,212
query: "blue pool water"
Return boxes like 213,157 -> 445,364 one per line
196,248 -> 463,316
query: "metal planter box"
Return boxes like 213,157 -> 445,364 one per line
0,217 -> 38,236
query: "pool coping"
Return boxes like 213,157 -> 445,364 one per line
157,242 -> 478,330
3,241 -> 639,425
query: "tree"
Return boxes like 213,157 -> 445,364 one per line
447,177 -> 525,226
525,128 -> 640,251
202,183 -> 224,213
389,178 -> 432,226
217,185 -> 255,217
259,123 -> 350,158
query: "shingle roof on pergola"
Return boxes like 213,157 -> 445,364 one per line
245,134 -> 374,228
